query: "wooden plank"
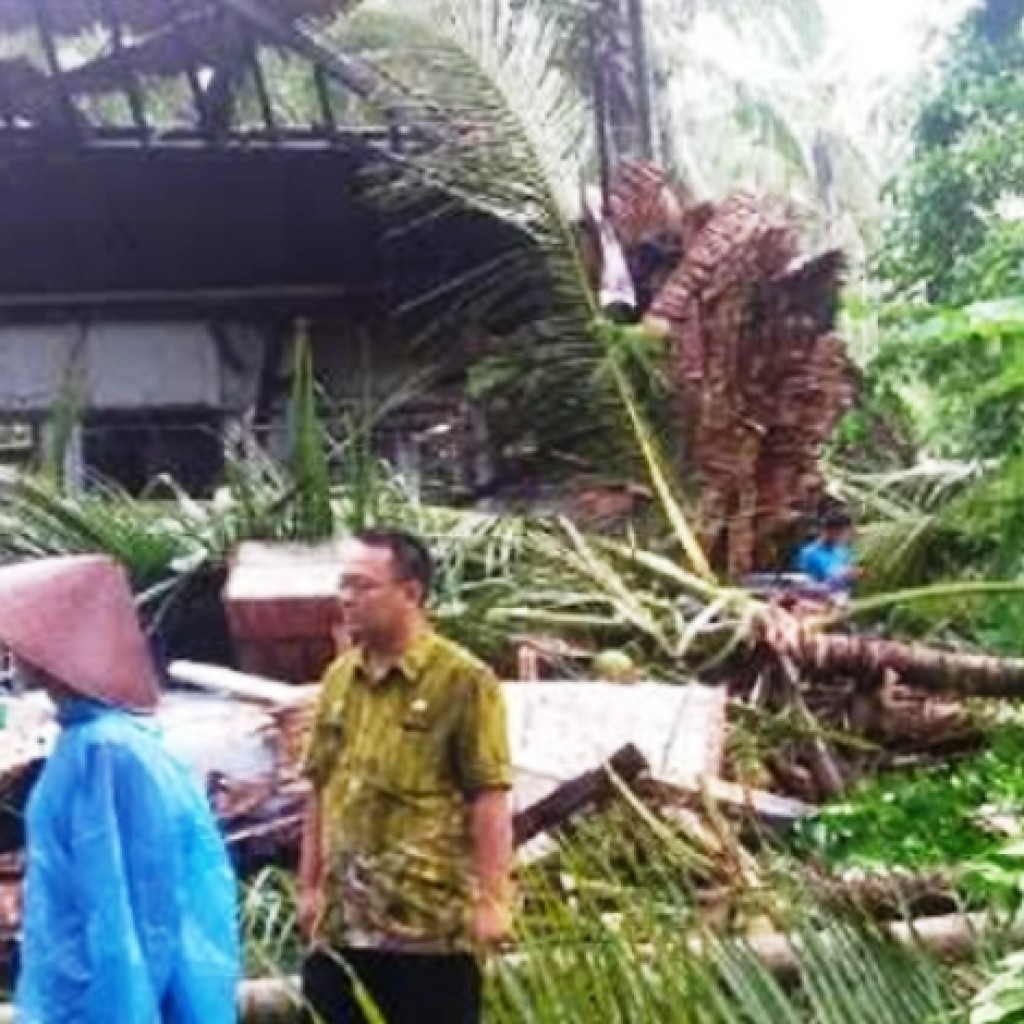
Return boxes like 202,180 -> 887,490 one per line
313,64 -> 338,139
216,0 -> 432,124
643,774 -> 812,827
0,282 -> 363,318
247,39 -> 279,138
168,660 -> 316,706
32,0 -> 81,134
159,0 -> 210,128
512,744 -> 648,847
99,0 -> 151,138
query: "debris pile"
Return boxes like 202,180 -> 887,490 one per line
0,545 -> 1016,1004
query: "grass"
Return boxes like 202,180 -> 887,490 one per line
241,867 -> 304,979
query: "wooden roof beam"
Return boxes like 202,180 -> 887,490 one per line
246,37 -> 278,139
32,0 -> 84,136
214,0 -> 442,143
160,0 -> 212,132
99,0 -> 151,138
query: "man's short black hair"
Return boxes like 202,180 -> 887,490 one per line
822,508 -> 853,532
353,528 -> 434,601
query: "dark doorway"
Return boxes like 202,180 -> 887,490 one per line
82,409 -> 224,496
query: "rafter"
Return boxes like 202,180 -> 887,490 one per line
0,0 -> 440,147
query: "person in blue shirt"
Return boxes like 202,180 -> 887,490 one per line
0,555 -> 239,1024
795,509 -> 859,596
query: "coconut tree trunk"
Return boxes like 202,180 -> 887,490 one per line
590,0 -> 655,169
790,632 -> 1024,698
624,0 -> 655,161
690,909 -> 1024,980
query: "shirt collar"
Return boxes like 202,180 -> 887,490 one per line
56,695 -> 155,731
56,696 -> 119,727
352,629 -> 436,686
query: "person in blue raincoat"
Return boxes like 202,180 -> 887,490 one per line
0,555 -> 239,1024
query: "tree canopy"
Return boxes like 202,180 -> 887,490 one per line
878,0 -> 1024,306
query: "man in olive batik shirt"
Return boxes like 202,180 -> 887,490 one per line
300,529 -> 514,1024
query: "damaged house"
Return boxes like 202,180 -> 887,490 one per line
0,0 -> 518,495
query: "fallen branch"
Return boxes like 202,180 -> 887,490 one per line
641,774 -> 812,828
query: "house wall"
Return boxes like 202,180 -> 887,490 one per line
0,320 -> 267,494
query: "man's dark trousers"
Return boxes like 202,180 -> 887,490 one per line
302,948 -> 482,1024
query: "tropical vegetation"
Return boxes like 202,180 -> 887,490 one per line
7,0 -> 1024,1021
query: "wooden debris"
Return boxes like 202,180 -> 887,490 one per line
168,660 -> 317,707
513,744 -> 649,847
642,773 -> 812,828
223,541 -> 342,684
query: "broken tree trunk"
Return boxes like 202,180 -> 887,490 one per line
806,870 -> 959,918
512,744 -> 649,847
709,909 -> 1024,980
788,632 -> 1024,698
697,869 -> 959,920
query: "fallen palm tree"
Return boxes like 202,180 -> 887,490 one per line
592,160 -> 856,577
785,630 -> 1024,698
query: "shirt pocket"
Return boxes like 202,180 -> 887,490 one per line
382,709 -> 452,796
317,704 -> 350,777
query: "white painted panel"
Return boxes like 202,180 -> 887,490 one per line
0,322 -> 228,412
85,323 -> 222,408
0,325 -> 76,413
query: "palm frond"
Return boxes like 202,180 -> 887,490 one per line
289,324 -> 335,541
840,456 -> 1024,593
0,475 -> 194,591
488,807 -> 964,1024
334,0 -> 648,468
611,361 -> 714,582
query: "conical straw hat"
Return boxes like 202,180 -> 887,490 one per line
0,555 -> 159,711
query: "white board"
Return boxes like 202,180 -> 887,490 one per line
503,681 -> 727,811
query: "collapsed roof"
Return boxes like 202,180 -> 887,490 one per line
0,0 -> 517,316
0,0 -> 399,143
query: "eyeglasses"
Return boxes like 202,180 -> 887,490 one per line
338,577 -> 402,596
